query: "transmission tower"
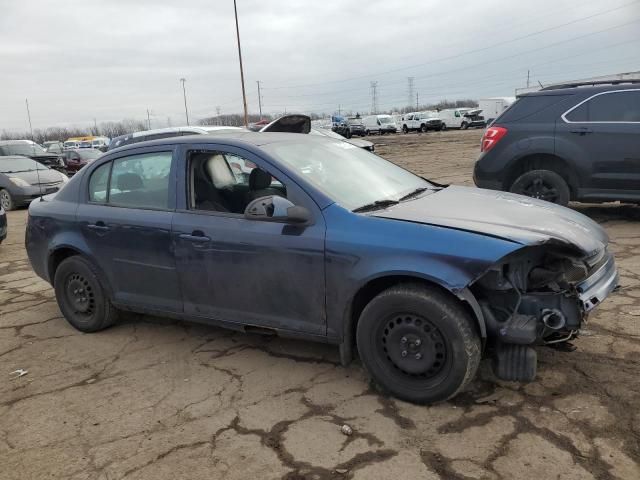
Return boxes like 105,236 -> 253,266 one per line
407,77 -> 414,110
370,81 -> 378,114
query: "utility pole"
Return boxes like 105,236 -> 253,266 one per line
527,70 -> 530,88
256,80 -> 263,120
180,78 -> 190,125
25,98 -> 34,140
407,77 -> 414,110
146,109 -> 151,130
216,106 -> 221,126
416,92 -> 419,110
370,81 -> 378,114
338,104 -> 341,115
93,118 -> 98,133
233,0 -> 249,127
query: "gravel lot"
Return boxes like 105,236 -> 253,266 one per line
1,129 -> 639,479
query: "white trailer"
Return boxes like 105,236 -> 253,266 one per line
478,97 -> 516,124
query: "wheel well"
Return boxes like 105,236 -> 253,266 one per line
504,154 -> 577,197
345,276 -> 482,362
48,247 -> 80,282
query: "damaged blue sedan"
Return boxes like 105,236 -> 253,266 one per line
25,131 -> 618,403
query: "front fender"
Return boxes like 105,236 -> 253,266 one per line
323,205 -> 522,354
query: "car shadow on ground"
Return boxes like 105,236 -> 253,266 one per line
571,202 -> 640,222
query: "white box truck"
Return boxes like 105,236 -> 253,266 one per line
478,97 -> 515,124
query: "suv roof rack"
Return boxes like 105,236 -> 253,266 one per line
540,79 -> 640,91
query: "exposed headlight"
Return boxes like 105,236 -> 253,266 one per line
9,177 -> 30,187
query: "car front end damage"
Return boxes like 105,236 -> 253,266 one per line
469,242 -> 619,381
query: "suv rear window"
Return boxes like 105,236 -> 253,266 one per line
565,90 -> 640,122
496,94 -> 571,123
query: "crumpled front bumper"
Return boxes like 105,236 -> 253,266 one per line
577,251 -> 619,312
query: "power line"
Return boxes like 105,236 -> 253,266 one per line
263,2 -> 640,91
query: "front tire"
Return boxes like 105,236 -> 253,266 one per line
356,283 -> 481,404
509,169 -> 570,206
420,124 -> 428,133
0,189 -> 15,211
441,124 -> 447,131
461,122 -> 469,130
54,256 -> 118,332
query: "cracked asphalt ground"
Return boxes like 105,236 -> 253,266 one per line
1,129 -> 639,479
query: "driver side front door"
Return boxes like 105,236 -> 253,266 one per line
171,143 -> 327,336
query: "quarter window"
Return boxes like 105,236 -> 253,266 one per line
88,162 -> 111,203
566,90 -> 640,122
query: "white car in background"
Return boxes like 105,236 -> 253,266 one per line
438,108 -> 486,130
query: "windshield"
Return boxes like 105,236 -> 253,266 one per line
3,143 -> 46,156
262,139 -> 432,210
378,117 -> 394,124
77,149 -> 101,160
0,157 -> 48,172
64,142 -> 77,147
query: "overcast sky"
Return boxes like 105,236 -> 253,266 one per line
1,0 -> 639,132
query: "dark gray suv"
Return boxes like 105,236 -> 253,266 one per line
473,81 -> 640,206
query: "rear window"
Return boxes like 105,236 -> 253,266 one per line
495,94 -> 572,123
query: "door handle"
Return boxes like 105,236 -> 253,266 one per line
179,232 -> 211,243
570,127 -> 593,135
87,221 -> 110,232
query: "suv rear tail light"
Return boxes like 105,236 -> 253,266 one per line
481,127 -> 507,152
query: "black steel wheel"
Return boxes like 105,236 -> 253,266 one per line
54,256 -> 118,332
510,169 -> 570,206
357,283 -> 481,404
380,314 -> 449,380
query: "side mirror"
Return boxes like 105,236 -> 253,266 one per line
244,196 -> 311,224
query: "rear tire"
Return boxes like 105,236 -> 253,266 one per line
509,169 -> 570,206
0,189 -> 15,211
54,256 -> 118,333
402,125 -> 409,134
356,283 -> 481,404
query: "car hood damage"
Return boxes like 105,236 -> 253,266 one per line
372,185 -> 608,255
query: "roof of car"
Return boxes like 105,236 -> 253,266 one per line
0,139 -> 37,145
106,131 -> 338,155
522,83 -> 640,97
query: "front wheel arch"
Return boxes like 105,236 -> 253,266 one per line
340,275 -> 485,366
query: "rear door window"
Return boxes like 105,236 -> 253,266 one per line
566,90 -> 640,122
107,152 -> 173,209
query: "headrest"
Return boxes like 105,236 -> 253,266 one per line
117,172 -> 143,191
249,168 -> 272,190
205,154 -> 235,189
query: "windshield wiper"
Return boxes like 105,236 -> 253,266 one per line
352,199 -> 399,213
398,187 -> 429,201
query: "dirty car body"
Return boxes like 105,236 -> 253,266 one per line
25,132 -> 618,403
